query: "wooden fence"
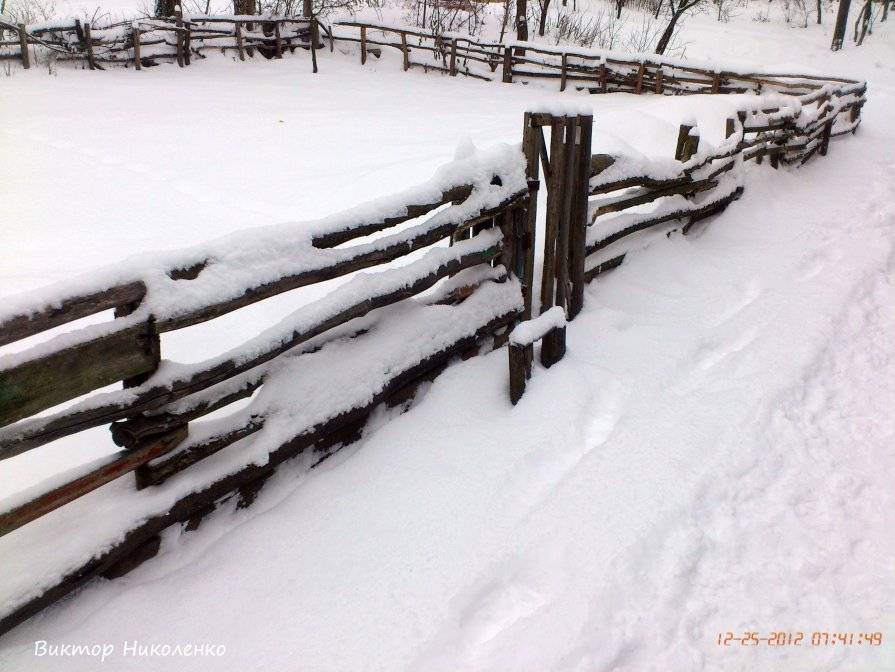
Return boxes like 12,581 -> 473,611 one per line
334,20 -> 868,101
0,154 -> 534,635
0,12 -> 323,71
0,18 -> 868,637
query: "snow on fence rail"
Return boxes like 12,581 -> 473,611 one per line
0,145 -> 534,635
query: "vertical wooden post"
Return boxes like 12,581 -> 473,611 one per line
655,68 -> 663,94
502,46 -> 513,83
132,26 -> 142,70
360,25 -> 367,65
635,62 -> 644,94
274,21 -> 283,59
450,39 -> 457,75
674,123 -> 693,161
568,114 -> 592,320
401,31 -> 409,71
725,117 -> 735,139
174,9 -> 184,68
18,24 -> 30,69
819,120 -> 833,156
711,72 -> 720,93
84,23 -> 97,70
560,53 -> 567,92
235,22 -> 245,61
599,62 -> 607,93
183,22 -> 192,66
554,116 -> 577,314
540,117 -> 565,314
509,342 -> 532,405
520,112 -> 542,322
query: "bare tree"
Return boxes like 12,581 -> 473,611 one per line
655,0 -> 703,55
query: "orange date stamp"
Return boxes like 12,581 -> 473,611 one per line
716,632 -> 883,647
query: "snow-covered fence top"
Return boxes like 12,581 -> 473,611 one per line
0,142 -> 532,635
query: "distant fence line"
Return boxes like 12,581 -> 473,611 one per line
0,14 -> 868,640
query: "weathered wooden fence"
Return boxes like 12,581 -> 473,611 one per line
0,17 -> 868,637
0,151 -> 535,635
0,12 -> 323,71
334,20 -> 868,102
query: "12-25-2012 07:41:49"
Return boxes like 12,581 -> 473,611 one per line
717,632 -> 883,646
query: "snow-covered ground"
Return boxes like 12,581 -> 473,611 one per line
1,3 -> 894,670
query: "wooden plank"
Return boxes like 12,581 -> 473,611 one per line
0,243 -> 506,458
0,426 -> 186,539
554,116 -> 577,314
0,281 -> 146,348
591,178 -> 717,219
540,118 -> 565,313
583,252 -> 626,282
18,24 -> 30,69
674,123 -> 693,161
568,115 -> 592,320
0,322 -> 159,427
520,112 -> 541,321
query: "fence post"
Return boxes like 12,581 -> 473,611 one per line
174,8 -> 184,67
235,22 -> 245,61
560,53 -> 567,92
273,21 -> 283,59
655,68 -> 663,94
520,112 -> 541,322
132,25 -> 142,70
502,46 -> 513,83
674,123 -> 693,161
401,31 -> 409,71
18,24 -> 30,69
360,25 -> 367,65
450,39 -> 457,75
635,62 -> 644,94
568,114 -> 592,320
84,23 -> 97,70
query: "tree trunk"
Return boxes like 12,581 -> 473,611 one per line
155,0 -> 177,16
303,0 -> 313,17
616,0 -> 625,18
516,0 -> 529,42
816,0 -> 822,23
655,7 -> 685,54
538,0 -> 550,35
831,0 -> 851,49
233,0 -> 255,14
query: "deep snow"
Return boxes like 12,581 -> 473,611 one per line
1,4 -> 894,671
